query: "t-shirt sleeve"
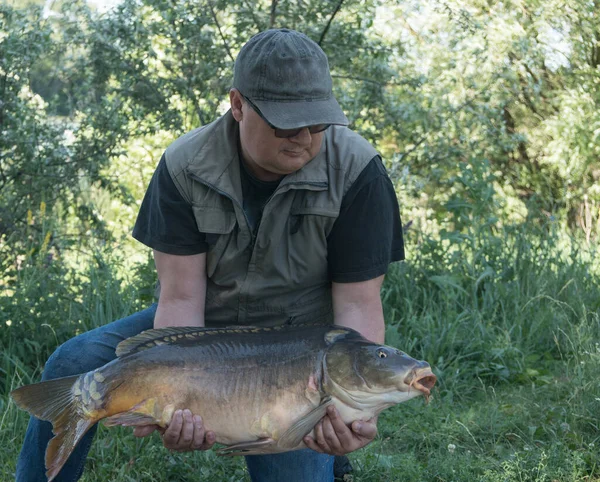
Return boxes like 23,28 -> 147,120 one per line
327,156 -> 405,283
132,154 -> 209,255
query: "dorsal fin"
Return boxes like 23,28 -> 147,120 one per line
323,327 -> 362,345
115,323 -> 357,358
115,326 -> 261,358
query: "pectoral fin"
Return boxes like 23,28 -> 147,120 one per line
104,412 -> 158,427
277,396 -> 334,449
103,398 -> 164,427
216,438 -> 276,456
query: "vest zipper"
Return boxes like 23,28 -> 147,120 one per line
257,180 -> 328,242
188,171 -> 329,325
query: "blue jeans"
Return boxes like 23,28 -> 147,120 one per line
16,305 -> 334,482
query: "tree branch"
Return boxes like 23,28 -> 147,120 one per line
270,0 -> 278,28
331,74 -> 425,88
401,78 -> 501,162
592,29 -> 600,69
0,72 -> 6,129
207,0 -> 235,63
242,0 -> 266,31
319,0 -> 345,46
331,74 -> 385,86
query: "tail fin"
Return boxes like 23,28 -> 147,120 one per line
11,376 -> 95,482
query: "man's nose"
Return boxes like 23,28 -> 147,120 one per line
288,127 -> 312,143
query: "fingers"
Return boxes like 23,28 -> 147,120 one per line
326,406 -> 354,447
303,423 -> 325,453
177,409 -> 195,447
161,409 -> 215,452
191,415 -> 217,450
304,407 -> 345,455
201,427 -> 217,450
162,410 -> 185,448
190,415 -> 205,450
312,417 -> 339,455
352,419 -> 378,439
303,407 -> 378,456
133,425 -> 158,438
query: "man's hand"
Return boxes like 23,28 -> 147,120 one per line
133,409 -> 216,452
303,406 -> 378,456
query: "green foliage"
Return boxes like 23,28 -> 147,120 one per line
383,158 -> 600,393
3,0 -> 599,271
379,0 -> 600,241
1,252 -> 598,480
0,2 -> 139,292
1,1 -> 600,480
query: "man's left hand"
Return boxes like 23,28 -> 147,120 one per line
303,406 -> 377,456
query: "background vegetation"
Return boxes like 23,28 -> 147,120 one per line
1,0 -> 599,480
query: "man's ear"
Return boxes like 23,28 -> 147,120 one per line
230,89 -> 244,122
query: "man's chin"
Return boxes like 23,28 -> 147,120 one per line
282,149 -> 306,158
279,152 -> 311,171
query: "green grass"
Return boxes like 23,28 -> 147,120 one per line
2,358 -> 598,481
1,226 -> 600,481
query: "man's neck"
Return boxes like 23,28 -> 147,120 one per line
238,142 -> 284,182
241,157 -> 283,182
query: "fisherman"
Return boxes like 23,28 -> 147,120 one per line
16,28 -> 404,482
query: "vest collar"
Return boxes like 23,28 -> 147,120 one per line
278,137 -> 328,191
186,110 -> 329,202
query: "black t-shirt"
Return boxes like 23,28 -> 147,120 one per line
133,154 -> 405,283
238,156 -> 281,235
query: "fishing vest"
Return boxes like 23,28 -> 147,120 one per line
164,110 -> 378,327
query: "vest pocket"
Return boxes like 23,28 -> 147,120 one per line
289,206 -> 339,237
289,206 -> 340,217
192,206 -> 236,238
192,206 -> 237,278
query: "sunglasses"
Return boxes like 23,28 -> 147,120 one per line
241,94 -> 330,139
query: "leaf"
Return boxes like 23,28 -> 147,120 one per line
428,275 -> 469,295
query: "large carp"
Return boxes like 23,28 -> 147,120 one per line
11,323 -> 436,481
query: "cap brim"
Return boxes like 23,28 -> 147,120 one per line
253,96 -> 349,129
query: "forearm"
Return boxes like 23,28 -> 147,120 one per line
153,250 -> 207,329
312,275 -> 385,456
154,296 -> 205,329
334,302 -> 385,344
332,275 -> 386,344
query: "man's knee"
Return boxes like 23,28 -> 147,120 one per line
40,307 -> 155,381
42,334 -> 114,381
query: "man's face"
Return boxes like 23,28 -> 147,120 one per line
230,90 -> 324,182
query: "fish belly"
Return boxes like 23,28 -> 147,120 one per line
101,346 -> 323,448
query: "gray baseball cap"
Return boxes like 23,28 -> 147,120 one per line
233,28 -> 349,130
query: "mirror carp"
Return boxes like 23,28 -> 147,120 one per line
11,323 -> 436,481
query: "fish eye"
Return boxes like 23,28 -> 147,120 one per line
377,350 -> 388,358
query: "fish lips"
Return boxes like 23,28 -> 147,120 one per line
403,368 -> 437,402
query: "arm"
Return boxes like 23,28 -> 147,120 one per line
305,158 -> 403,455
134,250 -> 216,451
304,276 -> 385,455
153,250 -> 206,329
332,275 -> 385,343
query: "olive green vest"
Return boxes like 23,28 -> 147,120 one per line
164,110 -> 378,327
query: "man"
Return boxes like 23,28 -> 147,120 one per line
16,28 -> 404,482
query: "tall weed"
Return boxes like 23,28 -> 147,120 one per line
384,158 -> 600,396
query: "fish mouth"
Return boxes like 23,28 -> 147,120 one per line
405,369 -> 437,403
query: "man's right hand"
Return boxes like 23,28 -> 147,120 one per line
133,409 -> 217,452
144,252 -> 213,451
